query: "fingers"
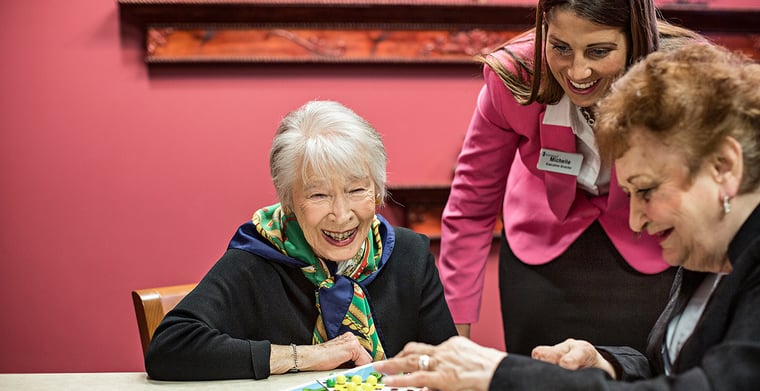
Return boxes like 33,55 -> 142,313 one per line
307,332 -> 375,371
532,339 -> 599,370
337,331 -> 359,342
382,370 -> 444,390
376,336 -> 504,391
557,345 -> 594,370
531,345 -> 565,364
373,353 -> 429,375
352,348 -> 373,367
559,340 -> 599,370
335,332 -> 374,367
372,357 -> 406,375
377,337 -> 471,374
375,354 -> 445,391
531,339 -> 573,364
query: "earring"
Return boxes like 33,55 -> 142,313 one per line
723,195 -> 732,215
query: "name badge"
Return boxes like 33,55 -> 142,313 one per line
537,148 -> 583,176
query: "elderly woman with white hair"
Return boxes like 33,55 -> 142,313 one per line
145,100 -> 456,380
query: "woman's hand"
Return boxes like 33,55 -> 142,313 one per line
271,332 -> 372,374
531,338 -> 617,379
374,336 -> 506,391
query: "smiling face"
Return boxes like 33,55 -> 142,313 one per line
615,128 -> 732,273
545,9 -> 628,108
291,168 -> 377,262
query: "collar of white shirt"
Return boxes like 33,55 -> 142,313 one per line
542,95 -> 609,195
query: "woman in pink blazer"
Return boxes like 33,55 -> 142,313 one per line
439,0 -> 703,354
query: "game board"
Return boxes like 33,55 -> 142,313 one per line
288,362 -> 423,391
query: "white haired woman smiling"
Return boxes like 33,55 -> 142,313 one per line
145,100 -> 456,380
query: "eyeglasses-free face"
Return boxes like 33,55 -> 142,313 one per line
290,170 -> 377,262
545,9 -> 628,109
615,127 -> 734,274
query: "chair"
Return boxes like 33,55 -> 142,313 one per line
132,283 -> 197,355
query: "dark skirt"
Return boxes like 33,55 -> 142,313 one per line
499,221 -> 677,355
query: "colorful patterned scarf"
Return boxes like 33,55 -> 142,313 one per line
252,203 -> 386,361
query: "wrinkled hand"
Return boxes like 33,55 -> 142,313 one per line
304,332 -> 373,371
531,338 -> 617,379
374,336 -> 506,391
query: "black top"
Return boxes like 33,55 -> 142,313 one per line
145,222 -> 456,381
489,205 -> 760,390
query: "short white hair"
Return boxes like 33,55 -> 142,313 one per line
270,100 -> 387,210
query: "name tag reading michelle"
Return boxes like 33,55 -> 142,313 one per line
537,148 -> 583,176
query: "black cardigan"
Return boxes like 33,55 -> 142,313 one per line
145,224 -> 456,380
488,205 -> 760,390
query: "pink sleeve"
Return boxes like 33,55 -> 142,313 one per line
439,66 -> 524,323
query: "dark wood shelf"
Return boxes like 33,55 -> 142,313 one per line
118,1 -> 760,64
383,184 -> 501,240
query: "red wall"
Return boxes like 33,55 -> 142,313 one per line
3,0 -> 754,374
0,0 -> 500,373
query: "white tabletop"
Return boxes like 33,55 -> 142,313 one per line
0,371 -> 333,391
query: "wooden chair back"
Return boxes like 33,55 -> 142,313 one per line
131,283 -> 197,356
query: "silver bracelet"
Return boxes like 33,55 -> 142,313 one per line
288,343 -> 299,373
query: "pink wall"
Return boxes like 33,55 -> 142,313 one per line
3,0 -> 755,374
0,0 -> 500,373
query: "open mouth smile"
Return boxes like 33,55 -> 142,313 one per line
322,228 -> 357,243
653,228 -> 674,245
569,79 -> 598,90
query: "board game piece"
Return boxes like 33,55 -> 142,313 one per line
289,362 -> 423,391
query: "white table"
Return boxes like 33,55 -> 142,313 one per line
0,371 -> 334,391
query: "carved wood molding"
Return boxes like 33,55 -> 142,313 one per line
143,26 -> 521,63
118,1 -> 760,64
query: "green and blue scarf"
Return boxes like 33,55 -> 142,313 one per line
250,203 -> 386,361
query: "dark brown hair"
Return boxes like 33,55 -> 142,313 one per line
479,0 -> 701,105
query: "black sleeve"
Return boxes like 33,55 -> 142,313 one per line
597,346 -> 651,381
413,235 -> 458,345
368,227 -> 457,356
490,353 -> 716,391
489,354 -> 614,391
144,249 -> 315,381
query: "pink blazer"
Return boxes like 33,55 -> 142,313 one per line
439,48 -> 669,323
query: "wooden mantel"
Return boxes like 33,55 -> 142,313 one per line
118,0 -> 760,64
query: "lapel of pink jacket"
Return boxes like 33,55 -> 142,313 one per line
539,122 -> 577,221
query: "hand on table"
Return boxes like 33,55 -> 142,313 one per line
272,332 -> 372,374
531,338 -> 617,379
308,332 -> 373,371
374,336 -> 506,391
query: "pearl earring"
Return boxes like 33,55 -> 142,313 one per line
723,195 -> 732,215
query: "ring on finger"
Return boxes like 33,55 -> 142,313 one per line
418,354 -> 431,371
